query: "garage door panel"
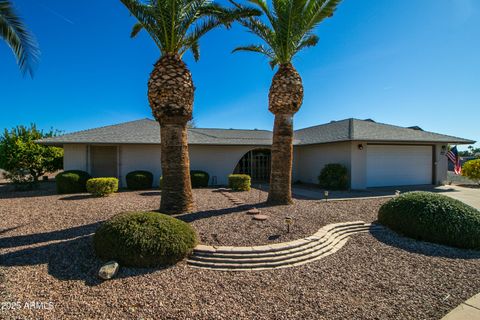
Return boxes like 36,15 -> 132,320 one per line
366,145 -> 432,187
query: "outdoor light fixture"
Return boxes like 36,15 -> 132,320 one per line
324,190 -> 329,201
285,217 -> 293,233
441,145 -> 447,155
358,144 -> 364,150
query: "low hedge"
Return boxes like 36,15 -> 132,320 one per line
190,170 -> 209,188
56,170 -> 91,194
86,177 -> 118,197
126,170 -> 153,190
94,211 -> 197,267
318,163 -> 349,190
378,191 -> 480,249
228,174 -> 251,191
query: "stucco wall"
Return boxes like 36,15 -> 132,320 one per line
120,145 -> 162,187
435,143 -> 448,184
294,142 -> 351,184
63,144 -> 88,172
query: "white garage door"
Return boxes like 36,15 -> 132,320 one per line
366,145 -> 433,187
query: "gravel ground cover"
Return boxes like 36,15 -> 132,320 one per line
1,184 -> 480,319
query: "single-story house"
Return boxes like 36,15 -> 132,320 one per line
38,118 -> 475,189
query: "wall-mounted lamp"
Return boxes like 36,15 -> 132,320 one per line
358,144 -> 364,150
440,145 -> 447,155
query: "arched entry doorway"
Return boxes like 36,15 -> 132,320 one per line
233,149 -> 271,182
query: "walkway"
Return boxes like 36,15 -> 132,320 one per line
441,293 -> 480,320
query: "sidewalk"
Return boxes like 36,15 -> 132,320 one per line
441,293 -> 480,320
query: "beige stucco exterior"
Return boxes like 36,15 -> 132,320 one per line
62,141 -> 449,189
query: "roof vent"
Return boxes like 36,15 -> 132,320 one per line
408,126 -> 423,131
363,118 -> 375,122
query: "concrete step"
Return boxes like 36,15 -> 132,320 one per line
187,222 -> 385,271
187,232 -> 354,270
193,224 -> 380,259
189,226 -> 376,264
193,221 -> 368,256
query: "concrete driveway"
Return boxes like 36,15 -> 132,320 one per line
291,184 -> 480,210
436,185 -> 480,210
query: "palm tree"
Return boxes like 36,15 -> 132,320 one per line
0,0 -> 39,76
120,0 -> 257,214
232,0 -> 341,204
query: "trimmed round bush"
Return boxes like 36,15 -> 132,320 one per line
318,163 -> 349,190
378,191 -> 480,249
462,159 -> 480,184
86,177 -> 118,196
126,170 -> 153,190
55,170 -> 91,194
94,211 -> 198,267
228,174 -> 251,191
190,170 -> 209,188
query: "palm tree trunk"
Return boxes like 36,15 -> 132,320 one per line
148,54 -> 195,214
267,63 -> 303,205
159,122 -> 194,213
268,113 -> 294,204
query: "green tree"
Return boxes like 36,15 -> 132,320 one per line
462,159 -> 480,185
232,0 -> 342,204
0,0 -> 40,76
0,124 -> 63,187
120,0 -> 258,213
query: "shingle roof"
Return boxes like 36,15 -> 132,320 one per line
37,118 -> 475,146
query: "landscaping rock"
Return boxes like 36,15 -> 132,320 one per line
247,208 -> 260,215
252,214 -> 268,221
98,261 -> 119,280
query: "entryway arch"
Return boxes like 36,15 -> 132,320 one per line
233,148 -> 271,182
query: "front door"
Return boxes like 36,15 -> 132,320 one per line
90,146 -> 118,178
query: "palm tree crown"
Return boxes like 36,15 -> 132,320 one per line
232,0 -> 341,67
0,0 -> 39,77
121,0 -> 258,61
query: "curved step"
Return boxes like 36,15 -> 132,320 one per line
187,222 -> 384,271
190,226 -> 376,264
193,221 -> 367,256
188,232 -> 353,270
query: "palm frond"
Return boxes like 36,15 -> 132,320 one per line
232,0 -> 342,66
130,22 -> 143,38
0,0 -> 39,77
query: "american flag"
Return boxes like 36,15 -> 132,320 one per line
446,146 -> 462,174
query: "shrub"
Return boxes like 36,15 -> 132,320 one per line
318,163 -> 349,190
190,170 -> 209,188
378,192 -> 480,249
462,159 -> 480,184
126,170 -> 153,190
228,174 -> 251,191
94,211 -> 197,267
86,177 -> 118,196
56,170 -> 91,194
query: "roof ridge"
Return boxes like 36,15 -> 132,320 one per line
294,118 -> 352,133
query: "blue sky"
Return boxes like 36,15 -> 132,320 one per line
1,0 -> 479,149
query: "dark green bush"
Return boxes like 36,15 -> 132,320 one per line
94,211 -> 198,267
228,174 -> 251,191
318,163 -> 349,190
126,170 -> 153,190
55,170 -> 91,194
378,192 -> 480,249
190,170 -> 209,188
86,177 -> 118,196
